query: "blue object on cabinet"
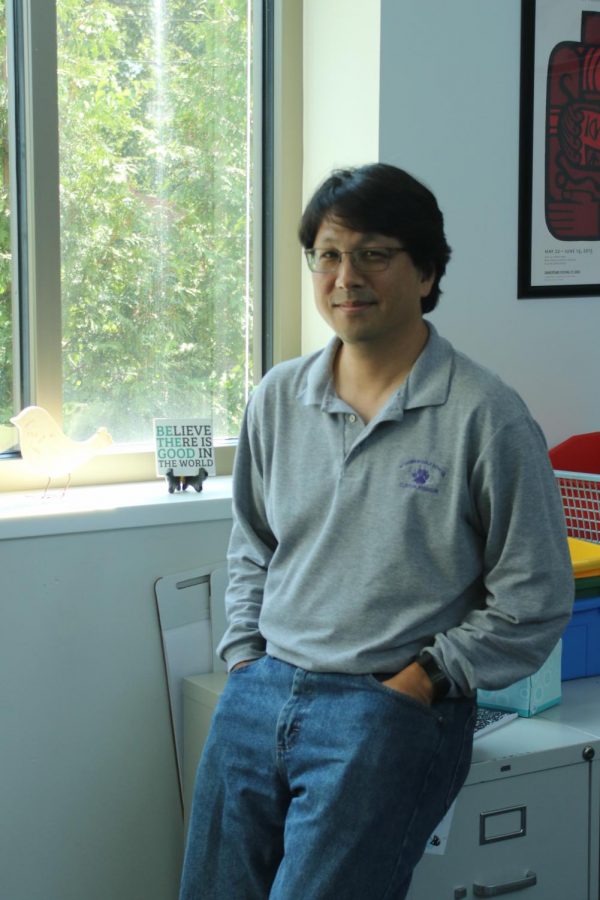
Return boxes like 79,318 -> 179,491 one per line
562,595 -> 600,680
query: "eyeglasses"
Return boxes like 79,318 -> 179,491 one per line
304,246 -> 408,274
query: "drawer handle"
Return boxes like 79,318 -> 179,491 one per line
473,871 -> 537,897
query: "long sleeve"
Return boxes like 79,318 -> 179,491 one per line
217,399 -> 277,670
431,414 -> 574,696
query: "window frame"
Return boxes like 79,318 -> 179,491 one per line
0,0 -> 302,493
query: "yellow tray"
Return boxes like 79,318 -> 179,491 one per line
569,537 -> 600,577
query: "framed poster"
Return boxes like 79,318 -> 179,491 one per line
518,0 -> 600,297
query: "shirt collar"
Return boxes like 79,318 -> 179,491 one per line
300,322 -> 454,416
300,336 -> 347,413
404,321 -> 453,410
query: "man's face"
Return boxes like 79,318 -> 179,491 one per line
310,218 -> 434,349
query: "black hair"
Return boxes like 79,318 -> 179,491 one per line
299,163 -> 451,313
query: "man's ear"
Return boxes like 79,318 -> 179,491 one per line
419,267 -> 435,298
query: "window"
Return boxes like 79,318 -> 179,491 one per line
0,5 -> 13,436
1,0 -> 273,487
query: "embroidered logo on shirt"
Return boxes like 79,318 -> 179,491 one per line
398,459 -> 446,494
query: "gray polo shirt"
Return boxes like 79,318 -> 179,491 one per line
219,323 -> 573,696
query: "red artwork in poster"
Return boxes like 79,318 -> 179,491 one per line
546,11 -> 600,239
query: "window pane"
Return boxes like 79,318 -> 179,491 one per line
56,0 -> 254,442
0,2 -> 12,432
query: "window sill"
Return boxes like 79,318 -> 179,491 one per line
0,475 -> 233,541
0,442 -> 236,494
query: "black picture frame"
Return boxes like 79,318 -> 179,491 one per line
518,0 -> 600,298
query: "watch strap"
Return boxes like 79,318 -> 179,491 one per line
417,649 -> 451,701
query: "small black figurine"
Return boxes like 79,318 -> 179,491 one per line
165,468 -> 208,494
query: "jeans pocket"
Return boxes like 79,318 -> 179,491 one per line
229,656 -> 263,675
364,674 -> 441,720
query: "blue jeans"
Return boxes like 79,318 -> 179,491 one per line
180,656 -> 475,900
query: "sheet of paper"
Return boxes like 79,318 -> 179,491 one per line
424,799 -> 457,855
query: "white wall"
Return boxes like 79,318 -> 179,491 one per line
379,0 -> 600,447
302,0 -> 381,353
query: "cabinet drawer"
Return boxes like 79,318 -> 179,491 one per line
407,763 -> 589,900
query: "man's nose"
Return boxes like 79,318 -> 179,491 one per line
335,253 -> 365,289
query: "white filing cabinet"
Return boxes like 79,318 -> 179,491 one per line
407,705 -> 599,899
182,675 -> 600,899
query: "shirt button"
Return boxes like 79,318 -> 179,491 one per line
348,414 -> 357,423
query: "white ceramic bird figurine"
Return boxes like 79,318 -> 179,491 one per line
10,405 -> 113,493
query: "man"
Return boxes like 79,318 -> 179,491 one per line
180,164 -> 573,899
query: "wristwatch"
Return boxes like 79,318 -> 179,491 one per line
417,650 -> 451,701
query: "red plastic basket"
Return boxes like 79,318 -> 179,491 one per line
550,432 -> 600,475
554,470 -> 600,544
